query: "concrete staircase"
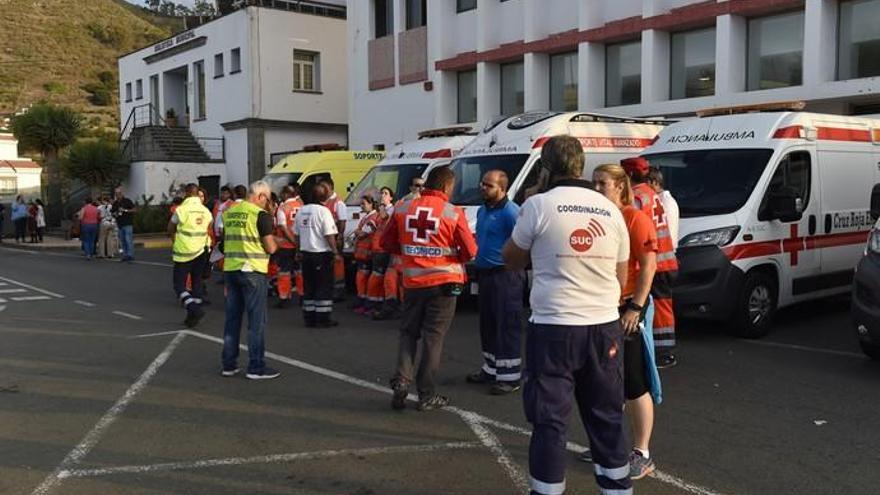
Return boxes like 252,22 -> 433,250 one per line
123,126 -> 213,163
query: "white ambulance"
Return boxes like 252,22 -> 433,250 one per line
641,102 -> 880,337
342,126 -> 476,254
440,111 -> 669,231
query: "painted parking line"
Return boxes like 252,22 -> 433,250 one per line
740,339 -> 865,359
112,311 -> 143,321
0,288 -> 27,294
10,296 -> 52,302
0,276 -> 64,298
74,300 -> 97,307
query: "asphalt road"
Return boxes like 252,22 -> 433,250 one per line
0,244 -> 879,494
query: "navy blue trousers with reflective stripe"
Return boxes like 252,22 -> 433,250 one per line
524,321 -> 631,495
477,268 -> 525,382
173,251 -> 207,317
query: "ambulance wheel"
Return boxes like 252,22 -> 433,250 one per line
859,341 -> 880,361
731,271 -> 777,339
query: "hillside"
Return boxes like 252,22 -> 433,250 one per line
0,0 -> 185,133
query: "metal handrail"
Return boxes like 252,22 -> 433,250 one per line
120,103 -> 166,158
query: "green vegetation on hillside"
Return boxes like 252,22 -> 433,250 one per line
0,0 -> 185,133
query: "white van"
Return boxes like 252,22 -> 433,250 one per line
342,126 -> 476,254
641,102 -> 880,337
440,111 -> 669,231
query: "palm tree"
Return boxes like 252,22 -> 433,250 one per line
61,139 -> 129,199
10,103 -> 82,225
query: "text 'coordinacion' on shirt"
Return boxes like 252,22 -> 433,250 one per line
556,204 -> 613,217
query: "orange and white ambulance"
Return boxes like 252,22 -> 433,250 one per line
641,102 -> 880,337
441,111 -> 669,231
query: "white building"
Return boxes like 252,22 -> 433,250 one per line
0,133 -> 42,202
347,0 -> 880,150
118,0 -> 348,200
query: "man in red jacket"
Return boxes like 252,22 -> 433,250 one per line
381,166 -> 477,411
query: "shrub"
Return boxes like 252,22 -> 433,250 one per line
43,81 -> 66,93
133,203 -> 170,234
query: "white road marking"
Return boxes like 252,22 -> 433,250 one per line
739,339 -> 865,359
112,311 -> 143,321
30,332 -> 186,495
10,296 -> 51,301
0,276 -> 64,298
61,441 -> 481,478
181,330 -> 724,495
0,298 -> 6,303
453,408 -> 529,492
0,288 -> 27,294
131,329 -> 189,339
74,300 -> 96,307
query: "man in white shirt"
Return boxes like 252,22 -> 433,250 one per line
294,183 -> 339,327
503,136 -> 633,495
647,167 -> 679,250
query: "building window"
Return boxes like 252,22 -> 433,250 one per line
550,52 -> 578,112
839,0 -> 880,80
135,79 -> 143,100
124,82 -> 132,102
606,40 -> 641,107
457,69 -> 477,123
293,50 -> 320,92
214,53 -> 224,78
0,177 -> 16,196
457,0 -> 476,13
375,0 -> 394,38
230,48 -> 241,73
405,0 -> 426,29
501,61 -> 524,116
194,60 -> 206,119
670,27 -> 716,100
747,11 -> 804,91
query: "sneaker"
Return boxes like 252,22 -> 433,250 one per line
656,353 -> 678,369
183,311 -> 204,328
578,448 -> 593,463
629,450 -> 656,480
417,394 -> 449,411
246,367 -> 281,380
490,381 -> 521,395
221,367 -> 240,377
466,370 -> 494,384
390,381 -> 408,410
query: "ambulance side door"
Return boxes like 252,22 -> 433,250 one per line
757,147 -> 820,301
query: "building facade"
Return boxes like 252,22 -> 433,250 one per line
118,1 -> 347,199
0,133 -> 42,203
348,0 -> 880,150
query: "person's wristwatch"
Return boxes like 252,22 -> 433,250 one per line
625,301 -> 643,313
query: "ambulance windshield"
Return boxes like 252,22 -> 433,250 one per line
345,163 -> 429,206
642,149 -> 773,217
448,154 -> 530,205
264,172 -> 303,195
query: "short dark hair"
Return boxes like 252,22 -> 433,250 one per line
307,183 -> 330,204
541,136 -> 584,180
184,183 -> 199,196
233,185 -> 247,200
220,185 -> 232,193
319,177 -> 335,188
361,195 -> 378,208
380,186 -> 394,200
647,166 -> 664,188
425,166 -> 455,192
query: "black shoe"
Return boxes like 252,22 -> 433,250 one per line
417,394 -> 449,411
183,311 -> 204,328
276,298 -> 291,309
490,381 -> 521,395
656,353 -> 678,369
466,370 -> 494,384
246,367 -> 281,380
221,367 -> 240,377
578,448 -> 593,463
391,380 -> 408,410
315,320 -> 339,328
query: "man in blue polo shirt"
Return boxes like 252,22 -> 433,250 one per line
466,170 -> 525,395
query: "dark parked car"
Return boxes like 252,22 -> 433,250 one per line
853,216 -> 880,360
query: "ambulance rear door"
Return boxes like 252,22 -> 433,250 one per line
755,146 -> 822,304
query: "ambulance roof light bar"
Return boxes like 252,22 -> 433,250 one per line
301,143 -> 345,152
417,125 -> 476,139
696,100 -> 806,118
568,113 -> 672,126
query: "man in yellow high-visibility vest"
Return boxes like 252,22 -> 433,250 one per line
220,180 -> 280,380
168,183 -> 213,328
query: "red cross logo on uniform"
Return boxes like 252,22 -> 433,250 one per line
406,207 -> 439,244
651,197 -> 667,228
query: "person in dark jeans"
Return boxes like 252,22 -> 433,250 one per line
112,187 -> 136,262
11,195 -> 27,243
293,183 -> 339,327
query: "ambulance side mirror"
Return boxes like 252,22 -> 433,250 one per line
870,184 -> 880,221
769,187 -> 802,223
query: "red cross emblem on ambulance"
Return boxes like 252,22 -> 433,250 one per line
406,207 -> 440,244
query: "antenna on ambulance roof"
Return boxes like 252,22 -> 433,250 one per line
417,126 -> 475,139
696,101 -> 806,118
